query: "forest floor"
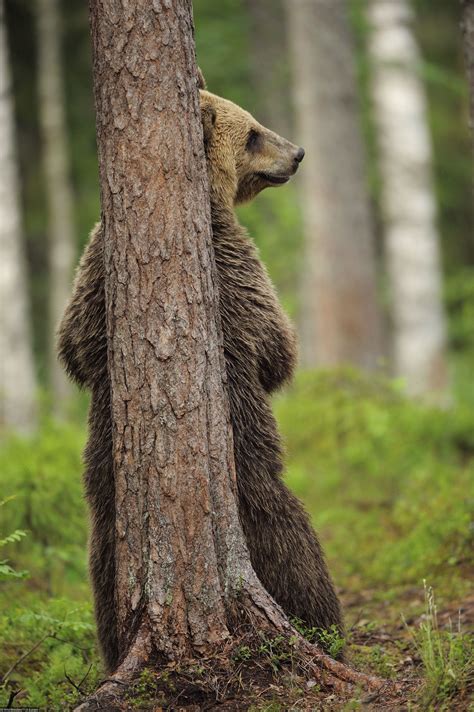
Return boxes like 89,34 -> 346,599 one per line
1,569 -> 472,710
1,369 -> 473,709
108,584 -> 473,711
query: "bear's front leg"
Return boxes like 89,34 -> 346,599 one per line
256,308 -> 297,393
57,222 -> 107,389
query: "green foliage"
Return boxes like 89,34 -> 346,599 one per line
291,618 -> 345,659
0,419 -> 87,593
0,498 -> 28,580
0,593 -> 100,709
406,583 -> 474,706
445,269 -> 474,352
194,0 -> 253,109
277,369 -> 474,593
257,634 -> 296,674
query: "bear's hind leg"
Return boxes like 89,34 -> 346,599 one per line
84,387 -> 119,673
241,485 -> 344,655
88,503 -> 119,672
229,379 -> 344,655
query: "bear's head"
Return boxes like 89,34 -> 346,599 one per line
198,70 -> 304,206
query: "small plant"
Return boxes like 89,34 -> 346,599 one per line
0,497 -> 28,580
291,618 -> 345,659
405,582 -> 474,706
126,667 -> 165,709
233,644 -> 253,662
258,634 -> 294,673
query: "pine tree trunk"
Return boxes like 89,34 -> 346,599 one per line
86,0 -> 278,683
77,1 -> 390,706
285,0 -> 382,370
0,2 -> 37,435
37,0 -> 75,411
368,0 -> 449,401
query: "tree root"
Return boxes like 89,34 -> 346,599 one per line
74,612 -> 402,711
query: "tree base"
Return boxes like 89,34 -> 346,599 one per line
74,626 -> 407,711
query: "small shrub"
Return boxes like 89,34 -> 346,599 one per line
0,594 -> 100,709
0,419 -> 87,592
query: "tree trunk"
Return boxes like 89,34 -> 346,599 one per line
86,0 -> 276,682
368,0 -> 449,401
285,0 -> 382,370
37,0 -> 75,411
77,1 -> 390,706
461,0 -> 474,140
0,1 -> 37,435
245,0 -> 292,137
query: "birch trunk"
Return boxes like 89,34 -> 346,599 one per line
285,0 -> 382,370
0,1 -> 37,435
37,0 -> 75,411
368,0 -> 449,401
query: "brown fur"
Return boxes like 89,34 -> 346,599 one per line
58,78 -> 343,672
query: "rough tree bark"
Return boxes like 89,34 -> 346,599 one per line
368,0 -> 449,401
285,0 -> 382,370
37,0 -> 75,411
0,1 -> 37,435
78,1 -> 389,707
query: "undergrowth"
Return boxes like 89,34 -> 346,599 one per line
277,368 -> 474,598
406,583 -> 474,707
0,368 -> 473,708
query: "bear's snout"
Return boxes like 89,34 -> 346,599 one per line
295,147 -> 305,163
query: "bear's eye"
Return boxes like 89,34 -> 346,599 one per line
246,129 -> 262,152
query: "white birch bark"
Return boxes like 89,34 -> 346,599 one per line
285,0 -> 382,370
368,0 -> 449,401
37,0 -> 75,410
0,1 -> 37,434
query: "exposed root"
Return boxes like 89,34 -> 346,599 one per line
73,618 -> 404,711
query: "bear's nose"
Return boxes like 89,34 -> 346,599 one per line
295,147 -> 305,163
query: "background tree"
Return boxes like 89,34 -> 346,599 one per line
285,0 -> 382,370
461,0 -> 474,138
368,0 -> 449,402
0,0 -> 37,435
245,0 -> 291,137
36,0 -> 75,411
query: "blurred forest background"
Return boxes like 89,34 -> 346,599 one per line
1,0 -> 473,709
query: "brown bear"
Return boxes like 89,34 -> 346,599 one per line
58,72 -> 343,672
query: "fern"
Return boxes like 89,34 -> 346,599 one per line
0,497 -> 29,579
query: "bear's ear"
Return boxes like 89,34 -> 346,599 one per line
201,104 -> 216,146
197,67 -> 207,90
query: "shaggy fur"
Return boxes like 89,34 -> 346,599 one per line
58,79 -> 343,672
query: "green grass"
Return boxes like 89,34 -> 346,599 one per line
406,583 -> 474,707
